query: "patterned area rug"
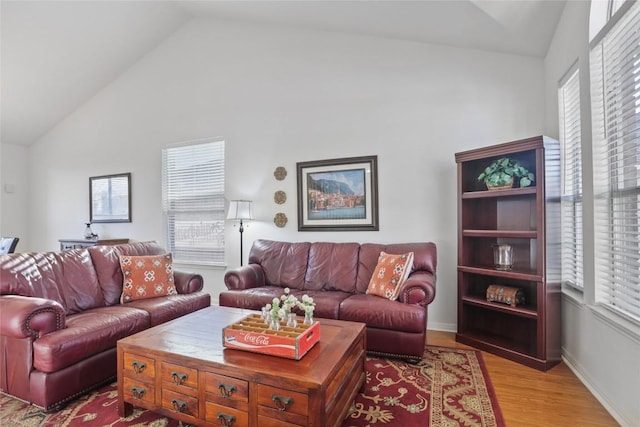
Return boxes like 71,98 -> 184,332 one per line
0,346 -> 503,427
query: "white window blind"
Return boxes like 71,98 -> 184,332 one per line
162,139 -> 225,265
591,1 -> 640,321
559,67 -> 584,290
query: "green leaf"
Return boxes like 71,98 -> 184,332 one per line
478,156 -> 532,188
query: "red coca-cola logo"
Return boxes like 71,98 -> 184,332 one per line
243,333 -> 270,346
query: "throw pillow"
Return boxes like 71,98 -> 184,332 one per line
366,251 -> 414,300
119,253 -> 177,303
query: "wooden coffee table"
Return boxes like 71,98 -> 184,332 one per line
117,305 -> 366,427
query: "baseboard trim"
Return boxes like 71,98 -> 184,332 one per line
562,350 -> 631,427
426,322 -> 457,333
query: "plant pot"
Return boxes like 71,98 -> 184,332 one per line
486,179 -> 513,191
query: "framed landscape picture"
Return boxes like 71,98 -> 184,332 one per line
296,156 -> 378,231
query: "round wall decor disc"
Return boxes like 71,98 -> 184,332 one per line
274,213 -> 288,228
274,166 -> 287,181
274,191 -> 286,204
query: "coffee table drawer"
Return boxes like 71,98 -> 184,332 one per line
161,362 -> 198,391
257,415 -> 304,427
205,402 -> 249,426
122,352 -> 155,380
204,372 -> 249,403
258,384 -> 308,425
162,388 -> 198,418
122,378 -> 155,406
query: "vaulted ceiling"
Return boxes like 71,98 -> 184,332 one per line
1,0 -> 567,147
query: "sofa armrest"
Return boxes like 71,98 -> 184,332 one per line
224,264 -> 266,290
397,272 -> 436,307
173,271 -> 204,294
0,295 -> 66,339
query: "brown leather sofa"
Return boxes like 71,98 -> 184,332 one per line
220,240 -> 437,360
0,241 -> 210,411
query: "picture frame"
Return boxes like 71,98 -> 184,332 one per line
89,172 -> 132,223
297,156 -> 378,231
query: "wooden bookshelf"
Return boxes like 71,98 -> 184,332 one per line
455,135 -> 561,371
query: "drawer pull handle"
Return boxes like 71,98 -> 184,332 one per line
171,371 -> 188,385
217,412 -> 236,426
131,361 -> 147,374
130,387 -> 145,399
218,383 -> 237,398
271,394 -> 294,411
171,398 -> 187,413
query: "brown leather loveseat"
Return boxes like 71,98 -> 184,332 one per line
220,240 -> 437,360
0,241 -> 211,411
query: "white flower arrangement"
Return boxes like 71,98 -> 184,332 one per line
299,294 -> 316,316
262,288 -> 316,328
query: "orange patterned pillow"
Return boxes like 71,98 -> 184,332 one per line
119,253 -> 177,303
366,251 -> 414,300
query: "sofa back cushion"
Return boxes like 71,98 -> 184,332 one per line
356,242 -> 437,293
305,242 -> 360,292
0,249 -> 103,315
88,241 -> 168,306
248,240 -> 310,290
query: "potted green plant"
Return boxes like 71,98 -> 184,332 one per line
477,157 -> 534,190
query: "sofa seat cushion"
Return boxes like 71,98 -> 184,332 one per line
125,292 -> 211,326
286,289 -> 350,319
220,287 -> 350,320
339,294 -> 425,333
33,306 -> 150,373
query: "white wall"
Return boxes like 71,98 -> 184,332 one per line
544,2 -> 639,426
0,143 -> 28,247
6,18 -> 544,331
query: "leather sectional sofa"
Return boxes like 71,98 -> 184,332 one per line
220,239 -> 437,359
0,241 -> 210,411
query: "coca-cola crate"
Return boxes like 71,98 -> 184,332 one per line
222,314 -> 320,360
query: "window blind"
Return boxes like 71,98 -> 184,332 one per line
559,67 -> 584,290
162,139 -> 225,265
591,1 -> 640,321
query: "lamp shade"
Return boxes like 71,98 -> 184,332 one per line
227,200 -> 253,220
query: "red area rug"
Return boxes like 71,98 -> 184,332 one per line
0,346 -> 504,426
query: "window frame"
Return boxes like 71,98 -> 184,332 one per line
558,64 -> 584,291
590,0 -> 640,323
161,138 -> 226,266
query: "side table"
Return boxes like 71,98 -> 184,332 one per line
59,238 -> 129,250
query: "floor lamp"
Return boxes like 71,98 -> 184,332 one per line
227,200 -> 253,266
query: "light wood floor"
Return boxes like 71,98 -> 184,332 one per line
427,331 -> 620,427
